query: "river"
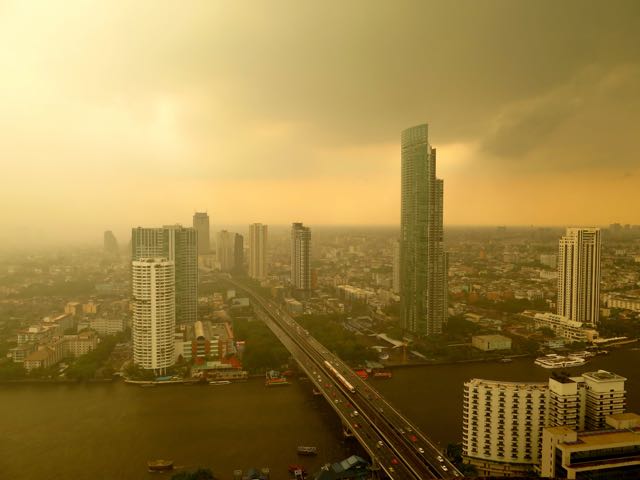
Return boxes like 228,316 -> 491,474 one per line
1,347 -> 639,480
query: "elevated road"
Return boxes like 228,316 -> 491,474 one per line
228,279 -> 462,479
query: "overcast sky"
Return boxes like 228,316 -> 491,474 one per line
1,0 -> 639,244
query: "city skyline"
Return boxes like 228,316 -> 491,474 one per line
1,1 -> 639,246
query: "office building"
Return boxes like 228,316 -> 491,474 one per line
557,228 -> 601,326
541,414 -> 640,479
400,123 -> 448,336
249,223 -> 268,280
192,212 -> 210,254
291,222 -> 311,290
234,233 -> 244,273
131,226 -> 198,324
132,258 -> 176,372
216,230 -> 235,271
525,312 -> 599,343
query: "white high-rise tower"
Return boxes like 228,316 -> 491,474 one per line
132,258 -> 176,372
291,222 -> 311,290
249,223 -> 268,280
557,227 -> 601,326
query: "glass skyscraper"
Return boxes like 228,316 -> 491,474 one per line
400,124 -> 448,336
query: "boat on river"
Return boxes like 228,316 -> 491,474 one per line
147,459 -> 173,472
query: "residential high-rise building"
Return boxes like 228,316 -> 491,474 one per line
249,223 -> 268,280
400,123 -> 448,336
392,239 -> 400,294
131,225 -> 198,324
216,230 -> 235,271
192,212 -> 210,254
132,258 -> 175,372
557,227 -> 601,326
462,379 -> 549,477
234,233 -> 244,273
291,222 -> 311,290
103,230 -> 119,257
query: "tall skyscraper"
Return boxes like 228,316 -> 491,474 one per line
291,222 -> 311,290
192,212 -> 210,254
557,227 -> 601,326
216,230 -> 235,271
400,123 -> 448,336
131,225 -> 198,324
249,223 -> 268,280
392,238 -> 400,294
132,258 -> 175,372
103,230 -> 119,257
233,233 -> 244,273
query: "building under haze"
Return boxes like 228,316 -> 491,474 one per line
392,238 -> 400,294
103,230 -> 119,257
400,124 -> 448,336
291,222 -> 311,291
132,258 -> 175,372
192,212 -> 210,254
557,227 -> 601,326
131,226 -> 198,324
249,223 -> 268,280
216,230 -> 235,272
234,233 -> 244,273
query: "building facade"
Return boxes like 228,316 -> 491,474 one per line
216,230 -> 235,272
291,222 -> 311,290
249,223 -> 268,280
557,228 -> 601,326
132,258 -> 176,371
192,212 -> 210,254
400,124 -> 447,336
234,233 -> 244,273
131,225 -> 198,324
541,414 -> 640,479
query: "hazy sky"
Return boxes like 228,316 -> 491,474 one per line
1,1 -> 639,244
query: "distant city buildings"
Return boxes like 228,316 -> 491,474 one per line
132,258 -> 175,372
291,222 -> 311,291
192,211 -> 210,254
400,123 -> 448,336
463,370 -> 628,477
249,223 -> 268,280
557,228 -> 601,326
131,225 -> 198,324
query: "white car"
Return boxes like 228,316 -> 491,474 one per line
441,466 -> 448,472
437,455 -> 444,462
418,447 -> 425,454
353,411 -> 359,416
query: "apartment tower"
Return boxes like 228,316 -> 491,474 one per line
132,258 -> 175,372
291,222 -> 311,290
249,223 -> 268,280
131,225 -> 198,324
557,227 -> 601,326
400,123 -> 448,335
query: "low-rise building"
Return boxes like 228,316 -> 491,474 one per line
88,317 -> 126,336
64,330 -> 99,357
525,311 -> 599,343
541,413 -> 640,479
606,292 -> 640,312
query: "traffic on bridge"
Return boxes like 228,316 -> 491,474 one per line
227,278 -> 462,480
